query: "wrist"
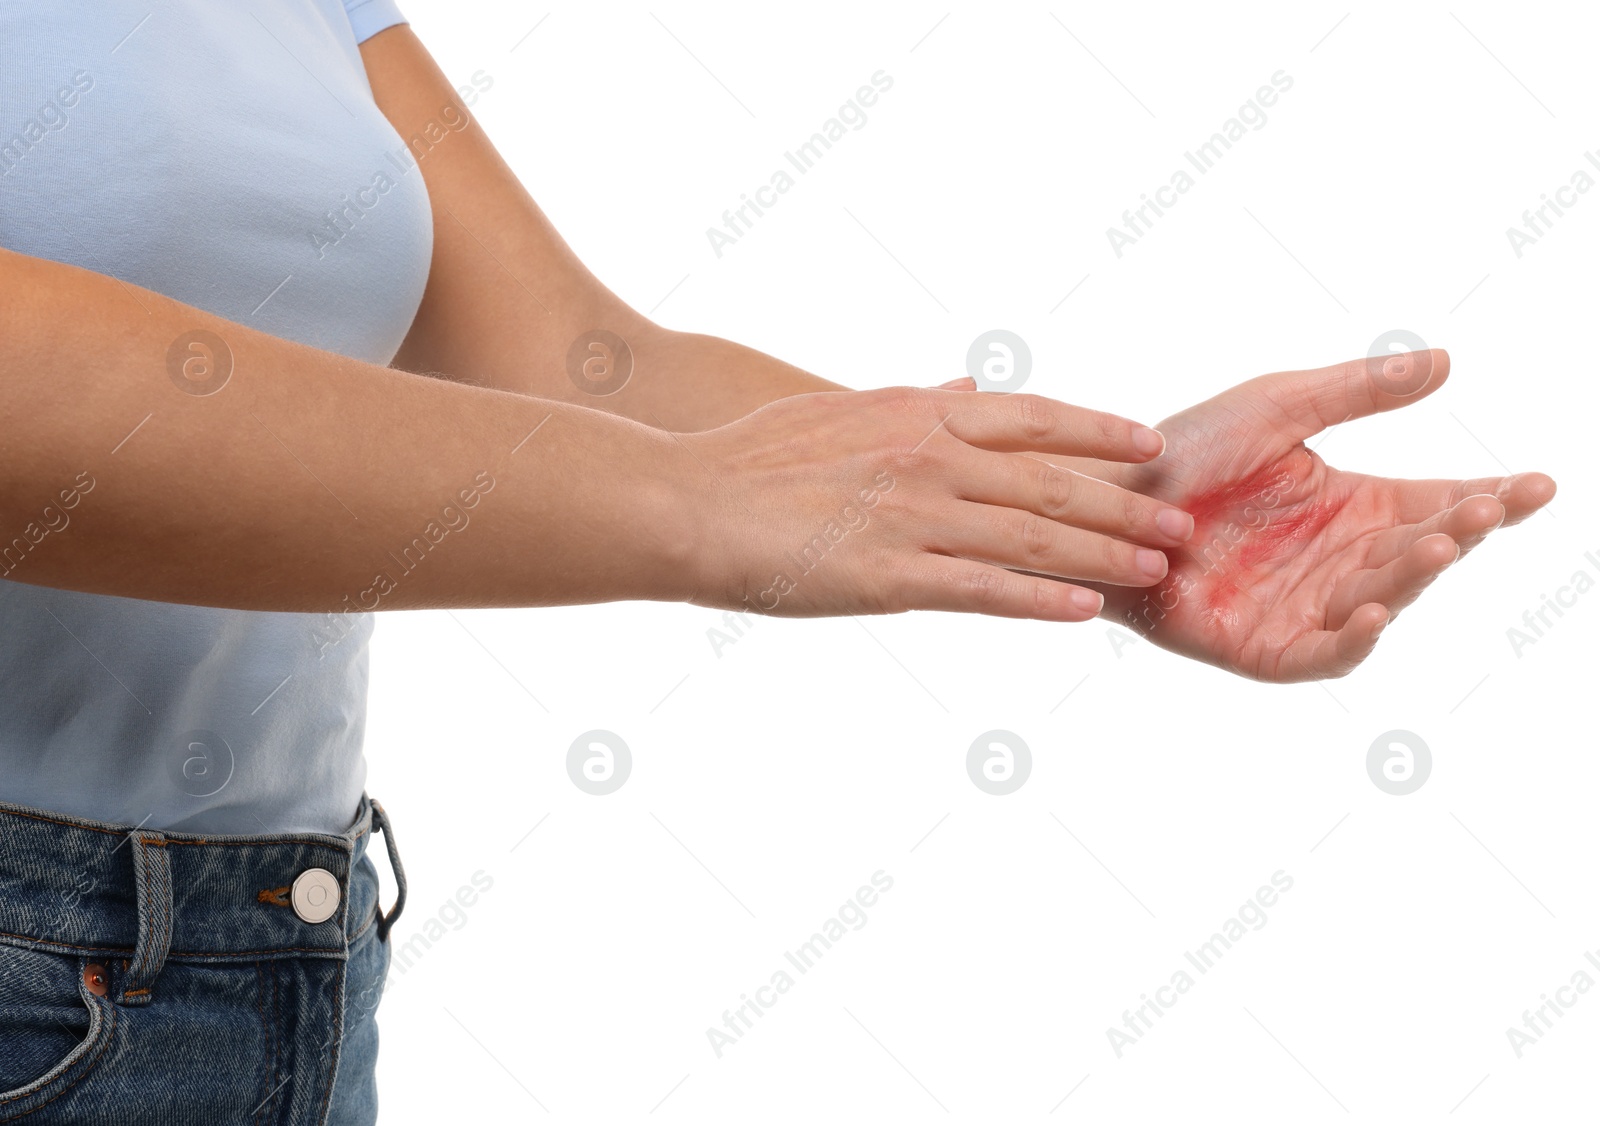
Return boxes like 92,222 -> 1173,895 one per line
647,428 -> 738,609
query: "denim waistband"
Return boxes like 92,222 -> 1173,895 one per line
0,795 -> 406,975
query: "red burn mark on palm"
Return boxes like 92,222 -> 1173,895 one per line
1200,576 -> 1239,618
1182,461 -> 1292,527
1236,498 -> 1340,568
1193,500 -> 1340,617
1175,454 -> 1343,619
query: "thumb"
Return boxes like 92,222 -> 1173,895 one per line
1243,347 -> 1450,443
933,376 -> 979,390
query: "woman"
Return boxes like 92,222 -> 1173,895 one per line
0,1 -> 1554,1122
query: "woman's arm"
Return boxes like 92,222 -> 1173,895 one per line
0,246 -> 1191,619
359,26 -> 846,430
0,245 -> 699,611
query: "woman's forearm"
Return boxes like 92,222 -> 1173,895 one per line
570,325 -> 849,431
0,247 -> 706,613
402,309 -> 846,429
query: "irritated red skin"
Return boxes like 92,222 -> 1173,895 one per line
1165,451 -> 1345,622
1237,498 -> 1341,569
1181,462 -> 1291,527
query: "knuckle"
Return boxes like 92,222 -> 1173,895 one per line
879,385 -> 933,418
1035,462 -> 1075,516
1019,515 -> 1057,567
881,407 -> 948,473
883,440 -> 935,477
1340,356 -> 1372,389
957,565 -> 1007,609
1100,537 -> 1135,580
1119,489 -> 1150,531
1015,394 -> 1056,446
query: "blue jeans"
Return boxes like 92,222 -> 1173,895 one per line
0,794 -> 406,1124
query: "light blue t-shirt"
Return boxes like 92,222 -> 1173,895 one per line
0,0 -> 434,833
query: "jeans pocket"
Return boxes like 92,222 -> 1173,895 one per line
0,942 -> 117,1120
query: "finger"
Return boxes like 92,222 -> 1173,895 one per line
1327,533 -> 1459,629
950,449 -> 1195,548
933,376 -> 977,390
937,501 -> 1172,587
901,555 -> 1105,621
1273,602 -> 1389,681
931,391 -> 1167,462
1391,471 -> 1556,526
1363,493 -> 1504,571
1242,348 -> 1450,443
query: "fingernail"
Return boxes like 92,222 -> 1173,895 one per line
1071,588 -> 1103,614
936,376 -> 976,389
1156,508 -> 1194,541
1136,548 -> 1168,578
1133,427 -> 1165,458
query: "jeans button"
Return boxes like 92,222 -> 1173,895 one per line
291,868 -> 341,924
83,963 -> 109,997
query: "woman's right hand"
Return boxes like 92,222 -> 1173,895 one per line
676,385 -> 1197,621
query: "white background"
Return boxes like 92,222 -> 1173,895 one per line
364,2 -> 1598,1122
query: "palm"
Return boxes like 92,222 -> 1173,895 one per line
1094,351 -> 1554,681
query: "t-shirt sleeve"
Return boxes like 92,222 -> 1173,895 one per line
343,0 -> 408,43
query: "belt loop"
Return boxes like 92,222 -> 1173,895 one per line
369,799 -> 407,941
121,830 -> 172,1006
